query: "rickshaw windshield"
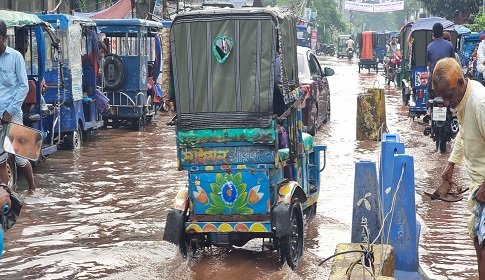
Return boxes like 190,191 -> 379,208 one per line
102,33 -> 140,56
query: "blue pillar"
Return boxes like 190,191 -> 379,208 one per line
379,133 -> 404,216
384,154 -> 418,272
351,160 -> 381,243
0,228 -> 3,257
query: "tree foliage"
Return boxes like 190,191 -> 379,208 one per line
419,0 -> 479,21
262,0 -> 345,43
464,12 -> 485,32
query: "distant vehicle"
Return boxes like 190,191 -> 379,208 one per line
296,25 -> 309,47
337,34 -> 351,58
297,46 -> 335,136
357,31 -> 379,73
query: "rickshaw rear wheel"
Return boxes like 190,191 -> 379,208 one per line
6,154 -> 17,191
131,116 -> 146,132
63,126 -> 82,150
280,198 -> 304,269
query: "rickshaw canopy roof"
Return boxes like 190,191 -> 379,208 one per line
38,14 -> 96,29
411,17 -> 454,32
0,10 -> 43,27
455,24 -> 471,35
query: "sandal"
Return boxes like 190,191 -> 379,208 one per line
424,180 -> 468,203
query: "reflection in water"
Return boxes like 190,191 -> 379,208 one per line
0,56 -> 477,279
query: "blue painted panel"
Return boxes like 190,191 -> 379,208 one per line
411,66 -> 429,112
351,160 -> 381,244
180,146 -> 275,167
385,154 -> 418,272
189,170 -> 270,215
379,133 -> 404,211
0,228 -> 3,257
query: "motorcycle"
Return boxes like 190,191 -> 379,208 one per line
316,43 -> 335,56
385,51 -> 401,86
347,47 -> 354,60
423,97 -> 459,153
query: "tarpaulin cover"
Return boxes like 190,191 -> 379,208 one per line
361,32 -> 374,60
411,17 -> 455,31
74,0 -> 132,19
0,10 -> 42,27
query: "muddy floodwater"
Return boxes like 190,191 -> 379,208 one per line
0,55 -> 477,279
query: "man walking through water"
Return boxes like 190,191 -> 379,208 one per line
425,22 -> 455,120
433,57 -> 485,278
0,20 -> 35,194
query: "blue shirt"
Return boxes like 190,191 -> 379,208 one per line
427,38 -> 455,76
0,46 -> 28,119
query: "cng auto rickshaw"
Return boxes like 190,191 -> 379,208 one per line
38,14 -> 104,149
93,19 -> 163,131
162,8 -> 327,269
1,10 -> 62,187
337,34 -> 351,58
376,32 -> 387,64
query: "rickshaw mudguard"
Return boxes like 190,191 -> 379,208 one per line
273,181 -> 307,237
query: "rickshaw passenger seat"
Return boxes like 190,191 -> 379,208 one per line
82,65 -> 96,96
22,80 -> 37,113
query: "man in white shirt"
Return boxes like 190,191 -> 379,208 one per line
476,34 -> 485,76
433,57 -> 485,278
346,36 -> 355,51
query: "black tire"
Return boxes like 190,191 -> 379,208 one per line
131,116 -> 145,132
6,154 -> 17,191
316,49 -> 322,56
329,49 -> 335,56
439,129 -> 447,153
103,54 -> 126,91
63,126 -> 82,150
307,101 -> 318,136
280,198 -> 304,270
323,97 -> 330,123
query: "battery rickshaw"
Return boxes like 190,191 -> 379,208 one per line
336,34 -> 351,58
38,14 -> 104,149
357,31 -> 378,73
162,8 -> 327,269
93,19 -> 163,131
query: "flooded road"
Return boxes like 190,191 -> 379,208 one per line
0,55 -> 477,279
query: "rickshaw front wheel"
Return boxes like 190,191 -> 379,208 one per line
279,198 -> 304,269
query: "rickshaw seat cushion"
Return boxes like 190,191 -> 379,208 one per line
278,148 -> 290,162
23,80 -> 37,105
302,132 -> 313,151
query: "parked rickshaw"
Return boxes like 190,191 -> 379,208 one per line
357,31 -> 378,73
337,34 -> 351,58
162,8 -> 327,269
1,10 -> 62,187
92,19 -> 163,131
403,17 -> 456,119
38,14 -> 104,149
376,32 -> 387,64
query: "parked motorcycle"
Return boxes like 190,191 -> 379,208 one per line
423,97 -> 459,153
316,43 -> 335,56
347,47 -> 354,60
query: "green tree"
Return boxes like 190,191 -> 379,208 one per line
419,0 -> 479,21
464,12 -> 485,32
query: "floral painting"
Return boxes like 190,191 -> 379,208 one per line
193,172 -> 264,215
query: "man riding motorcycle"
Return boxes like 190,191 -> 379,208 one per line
346,36 -> 355,56
385,36 -> 399,79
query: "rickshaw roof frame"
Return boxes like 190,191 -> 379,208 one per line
92,19 -> 164,30
411,17 -> 455,32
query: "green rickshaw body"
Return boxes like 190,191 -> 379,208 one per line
337,34 -> 351,58
163,8 -> 327,269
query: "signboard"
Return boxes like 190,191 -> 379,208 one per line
344,0 -> 404,13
